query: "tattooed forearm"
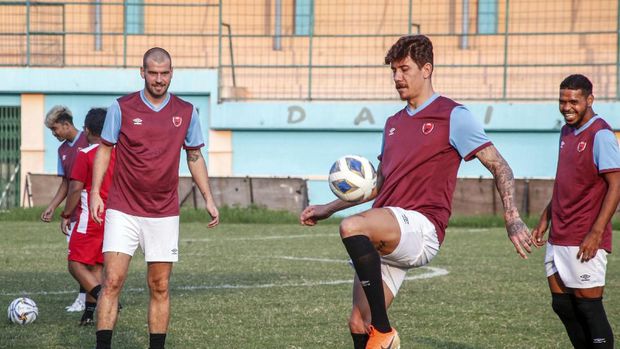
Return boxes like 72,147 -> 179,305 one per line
187,150 -> 202,163
477,146 -> 519,218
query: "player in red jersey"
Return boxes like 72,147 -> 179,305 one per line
90,48 -> 219,349
300,35 -> 532,349
532,75 -> 620,348
42,105 -> 90,312
59,108 -> 115,326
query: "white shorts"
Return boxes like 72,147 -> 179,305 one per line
380,207 -> 440,296
544,242 -> 607,288
102,209 -> 180,262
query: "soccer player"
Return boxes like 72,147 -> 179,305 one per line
90,47 -> 220,349
59,107 -> 114,326
299,35 -> 533,349
42,105 -> 90,312
531,74 -> 620,348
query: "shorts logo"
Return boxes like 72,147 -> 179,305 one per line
422,122 -> 434,135
172,116 -> 182,127
577,141 -> 587,152
171,248 -> 178,255
579,274 -> 591,282
133,118 -> 143,126
401,214 -> 409,225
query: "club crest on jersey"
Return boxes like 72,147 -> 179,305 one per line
577,141 -> 587,152
172,116 -> 182,127
422,122 -> 434,135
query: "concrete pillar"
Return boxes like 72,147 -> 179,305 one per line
20,94 -> 46,206
207,129 -> 233,176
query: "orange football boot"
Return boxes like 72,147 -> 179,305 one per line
366,326 -> 400,349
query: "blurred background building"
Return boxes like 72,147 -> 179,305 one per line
0,0 -> 618,213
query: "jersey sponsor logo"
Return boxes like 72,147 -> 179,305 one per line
577,141 -> 587,152
172,116 -> 182,127
132,118 -> 143,126
579,273 -> 591,282
422,122 -> 434,135
388,127 -> 396,136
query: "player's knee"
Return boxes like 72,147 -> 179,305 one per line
148,277 -> 170,295
102,274 -> 125,294
339,216 -> 365,238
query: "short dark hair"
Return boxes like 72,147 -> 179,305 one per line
560,74 -> 593,96
385,35 -> 434,70
84,108 -> 107,137
143,47 -> 172,68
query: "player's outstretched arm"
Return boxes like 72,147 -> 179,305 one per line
578,171 -> 620,262
476,145 -> 532,259
300,163 -> 385,226
59,180 -> 85,235
186,148 -> 219,228
531,201 -> 551,248
90,143 -> 113,225
41,178 -> 69,222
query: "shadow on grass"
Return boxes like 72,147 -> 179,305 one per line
415,336 -> 479,349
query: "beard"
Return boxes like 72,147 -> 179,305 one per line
146,83 -> 169,98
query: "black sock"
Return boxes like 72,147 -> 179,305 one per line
96,330 -> 113,349
551,293 -> 589,349
149,333 -> 167,349
80,285 -> 87,293
574,297 -> 614,348
342,235 -> 390,333
84,302 -> 96,317
89,285 -> 102,300
351,332 -> 369,349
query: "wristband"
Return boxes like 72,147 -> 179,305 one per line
60,212 -> 71,219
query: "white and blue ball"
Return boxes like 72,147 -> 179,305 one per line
7,297 -> 38,325
328,155 -> 377,202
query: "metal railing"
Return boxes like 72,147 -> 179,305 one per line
0,0 -> 618,101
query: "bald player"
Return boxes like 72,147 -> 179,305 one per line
90,47 -> 220,349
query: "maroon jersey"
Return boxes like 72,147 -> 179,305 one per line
373,96 -> 492,244
102,91 -> 199,217
58,131 -> 89,180
550,117 -> 619,252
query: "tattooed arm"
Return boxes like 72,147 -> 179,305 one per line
186,148 -> 219,227
476,145 -> 532,259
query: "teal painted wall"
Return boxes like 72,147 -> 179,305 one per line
2,68 -> 618,212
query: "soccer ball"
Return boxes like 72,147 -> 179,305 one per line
328,155 -> 377,202
7,297 -> 38,325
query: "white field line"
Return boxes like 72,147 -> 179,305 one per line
181,233 -> 334,243
0,265 -> 448,297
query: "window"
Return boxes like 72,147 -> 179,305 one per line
125,0 -> 144,35
294,0 -> 314,36
477,0 -> 498,34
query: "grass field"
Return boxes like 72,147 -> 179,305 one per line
1,213 -> 618,348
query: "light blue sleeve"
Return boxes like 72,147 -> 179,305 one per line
184,106 -> 205,148
593,129 -> 620,172
101,100 -> 122,144
57,156 -> 64,176
449,106 -> 491,160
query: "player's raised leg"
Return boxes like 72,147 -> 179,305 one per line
147,262 -> 173,349
96,252 -> 131,349
339,208 -> 401,348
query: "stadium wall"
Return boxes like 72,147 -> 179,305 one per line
2,68 -> 620,212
